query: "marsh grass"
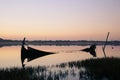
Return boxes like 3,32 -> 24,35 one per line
0,67 -> 29,80
0,57 -> 120,80
81,57 -> 120,80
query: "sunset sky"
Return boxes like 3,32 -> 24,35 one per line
0,0 -> 120,40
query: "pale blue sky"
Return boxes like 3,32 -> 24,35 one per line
0,0 -> 120,40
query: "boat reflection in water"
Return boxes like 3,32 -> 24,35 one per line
21,38 -> 97,68
81,44 -> 96,57
21,38 -> 55,68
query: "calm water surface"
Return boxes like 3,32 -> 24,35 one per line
0,45 -> 120,68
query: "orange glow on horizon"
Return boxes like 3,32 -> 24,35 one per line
0,0 -> 120,40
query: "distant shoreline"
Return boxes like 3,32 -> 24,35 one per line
0,40 -> 120,47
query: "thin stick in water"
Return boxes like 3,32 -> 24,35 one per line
102,32 -> 110,57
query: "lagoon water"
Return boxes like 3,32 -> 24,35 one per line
0,45 -> 120,68
0,45 -> 120,80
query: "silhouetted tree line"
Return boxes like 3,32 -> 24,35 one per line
0,38 -> 120,47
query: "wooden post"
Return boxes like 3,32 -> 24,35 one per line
102,32 -> 110,57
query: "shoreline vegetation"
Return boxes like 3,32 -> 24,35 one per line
0,57 -> 120,80
0,38 -> 120,47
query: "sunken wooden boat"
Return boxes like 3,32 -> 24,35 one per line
81,44 -> 96,57
21,38 -> 55,67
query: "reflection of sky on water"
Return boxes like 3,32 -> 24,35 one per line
0,45 -> 120,68
28,63 -> 86,80
0,46 -> 120,80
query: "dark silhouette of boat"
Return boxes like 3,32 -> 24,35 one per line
21,38 -> 55,68
21,38 -> 97,67
81,44 -> 96,57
